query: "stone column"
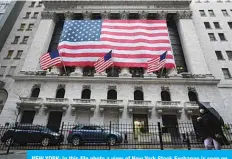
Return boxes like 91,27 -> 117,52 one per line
82,11 -> 92,20
118,11 -> 131,78
175,11 -> 210,75
21,12 -> 58,73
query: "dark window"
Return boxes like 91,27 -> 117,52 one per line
228,22 -> 232,29
5,50 -> 13,59
56,88 -> 65,98
208,10 -> 215,16
91,13 -> 101,20
31,88 -> 40,98
188,91 -> 198,102
222,10 -> 229,16
134,90 -> 144,100
18,23 -> 26,31
21,36 -> 29,44
204,22 -> 211,29
27,24 -> 34,31
213,22 -> 221,29
208,33 -> 216,41
60,66 -> 75,76
12,36 -> 20,44
107,89 -> 117,100
222,68 -> 231,79
20,111 -> 36,124
47,111 -> 63,132
106,67 -> 120,77
81,89 -> 91,99
215,51 -> 224,60
37,2 -> 42,7
32,12 -> 39,19
14,50 -> 23,59
83,67 -> 94,76
226,51 -> 232,60
218,33 -> 227,41
29,1 -> 35,7
24,12 -> 31,19
130,68 -> 144,77
109,13 -> 120,19
161,91 -> 171,101
128,13 -> 139,19
199,10 -> 206,16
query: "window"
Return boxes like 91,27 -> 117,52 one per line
14,50 -> 23,59
21,36 -> 29,44
12,36 -> 20,44
29,1 -> 35,7
228,22 -> 232,29
18,23 -> 26,31
222,68 -> 231,79
199,10 -> 206,16
222,10 -> 229,16
0,13 -> 3,20
32,12 -> 39,19
0,66 -> 6,76
218,33 -> 227,41
37,2 -> 43,7
27,23 -> 34,31
24,12 -> 31,19
213,22 -> 221,29
226,51 -> 232,60
5,50 -> 13,59
208,10 -> 215,16
204,22 -> 211,29
215,51 -> 224,60
7,66 -> 16,76
208,33 -> 216,41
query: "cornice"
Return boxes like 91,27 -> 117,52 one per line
42,0 -> 191,11
13,75 -> 220,86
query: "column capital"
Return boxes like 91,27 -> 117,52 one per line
64,11 -> 75,20
41,11 -> 58,22
138,11 -> 147,20
82,11 -> 92,20
176,11 -> 192,20
120,11 -> 129,19
101,11 -> 110,19
156,11 -> 168,20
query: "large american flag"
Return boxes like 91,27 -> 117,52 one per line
58,20 -> 175,68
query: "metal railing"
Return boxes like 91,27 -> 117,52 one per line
0,122 -> 232,153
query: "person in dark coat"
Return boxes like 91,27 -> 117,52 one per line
196,106 -> 229,150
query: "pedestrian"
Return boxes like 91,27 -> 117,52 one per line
196,106 -> 229,150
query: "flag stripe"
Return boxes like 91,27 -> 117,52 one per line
39,52 -> 61,70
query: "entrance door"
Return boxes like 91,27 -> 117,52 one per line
20,110 -> 36,124
162,115 -> 180,142
191,115 -> 201,141
47,111 -> 63,132
133,114 -> 148,134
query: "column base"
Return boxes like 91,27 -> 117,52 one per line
70,72 -> 83,77
46,68 -> 59,76
143,73 -> 157,78
94,72 -> 107,77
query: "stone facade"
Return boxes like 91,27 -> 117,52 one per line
0,0 -> 232,130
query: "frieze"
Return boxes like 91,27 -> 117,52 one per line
41,11 -> 58,22
176,10 -> 192,19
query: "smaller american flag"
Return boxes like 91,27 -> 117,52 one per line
94,50 -> 113,73
147,51 -> 167,73
40,50 -> 62,70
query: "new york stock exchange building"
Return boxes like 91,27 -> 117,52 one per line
0,0 -> 232,140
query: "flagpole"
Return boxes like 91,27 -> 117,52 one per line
60,56 -> 67,76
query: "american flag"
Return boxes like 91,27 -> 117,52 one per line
94,50 -> 113,73
58,20 -> 175,68
147,51 -> 167,73
39,50 -> 61,70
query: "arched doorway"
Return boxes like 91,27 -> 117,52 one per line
161,91 -> 171,101
107,89 -> 117,100
56,88 -> 65,98
31,88 -> 40,98
188,91 -> 198,102
81,89 -> 91,99
0,89 -> 8,107
134,90 -> 144,100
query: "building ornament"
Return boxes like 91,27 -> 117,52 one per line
101,11 -> 110,19
82,11 -> 92,19
161,86 -> 169,92
138,11 -> 147,19
108,85 -> 116,90
176,11 -> 192,20
32,84 -> 41,89
83,85 -> 91,90
120,11 -> 129,19
57,84 -> 65,89
64,11 -> 75,20
187,86 -> 196,92
41,11 -> 58,22
134,86 -> 143,91
156,11 -> 168,20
